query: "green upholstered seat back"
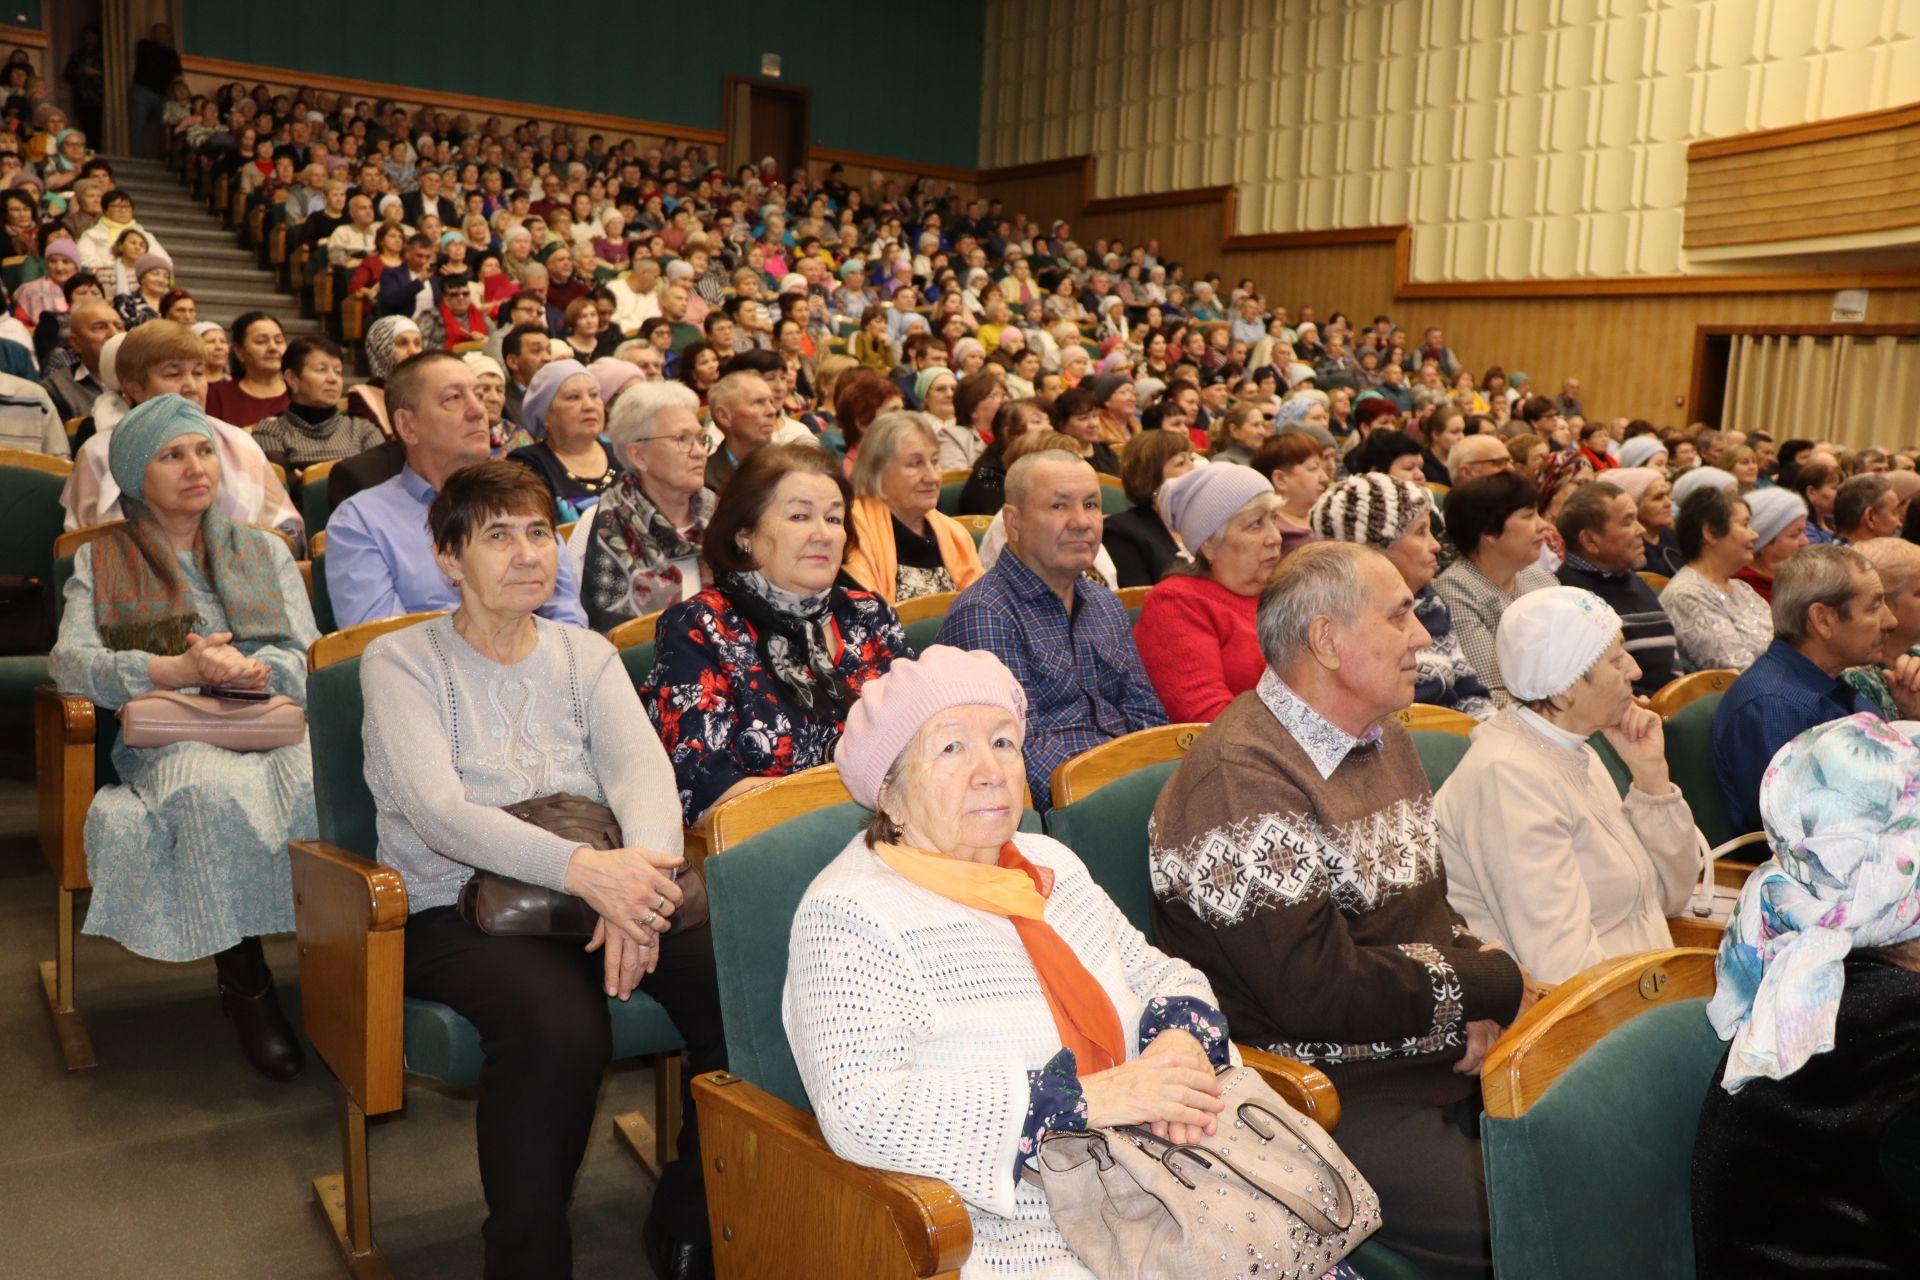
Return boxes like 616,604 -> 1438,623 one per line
1045,760 -> 1179,941
902,613 -> 947,659
310,552 -> 336,634
1099,483 -> 1128,516
309,656 -> 379,859
1590,732 -> 1632,796
619,640 -> 655,689
300,476 -> 332,538
937,479 -> 965,516
0,464 -> 66,652
707,801 -> 1044,1112
1482,998 -> 1723,1279
1411,729 -> 1471,791
1666,692 -> 1733,846
0,464 -> 64,583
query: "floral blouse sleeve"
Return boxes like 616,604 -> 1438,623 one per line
1139,995 -> 1232,1066
1013,996 -> 1231,1177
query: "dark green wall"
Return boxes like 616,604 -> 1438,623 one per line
180,1 -> 982,170
4,4 -> 39,31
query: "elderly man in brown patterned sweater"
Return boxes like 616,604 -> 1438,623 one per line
1149,541 -> 1533,1280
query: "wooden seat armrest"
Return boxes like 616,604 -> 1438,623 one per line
1237,1045 -> 1341,1133
289,839 -> 409,1116
694,1071 -> 972,1278
33,686 -> 96,890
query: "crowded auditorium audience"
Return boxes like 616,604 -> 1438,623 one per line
15,63 -> 1920,1279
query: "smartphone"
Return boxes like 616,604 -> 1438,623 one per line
206,685 -> 273,701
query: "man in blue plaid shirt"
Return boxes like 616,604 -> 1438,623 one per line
936,449 -> 1166,810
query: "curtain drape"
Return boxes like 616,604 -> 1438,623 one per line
1724,332 -> 1920,450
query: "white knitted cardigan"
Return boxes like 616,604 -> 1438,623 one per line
783,830 -> 1231,1279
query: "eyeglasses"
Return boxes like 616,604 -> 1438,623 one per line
635,431 -> 707,453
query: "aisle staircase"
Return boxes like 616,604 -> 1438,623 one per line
106,153 -> 318,337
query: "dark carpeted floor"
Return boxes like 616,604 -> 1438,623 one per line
0,757 -> 665,1279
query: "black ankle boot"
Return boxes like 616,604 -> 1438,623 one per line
642,1212 -> 714,1280
214,937 -> 305,1082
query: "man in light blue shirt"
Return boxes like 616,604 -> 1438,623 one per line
326,351 -> 585,629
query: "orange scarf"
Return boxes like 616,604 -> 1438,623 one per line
876,841 -> 1126,1075
844,494 -> 985,606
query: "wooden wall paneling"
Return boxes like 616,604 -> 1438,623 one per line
1685,114 -> 1920,250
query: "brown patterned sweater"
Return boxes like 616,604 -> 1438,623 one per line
1149,676 -> 1524,1107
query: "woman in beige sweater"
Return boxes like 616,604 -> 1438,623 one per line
1434,586 -> 1701,984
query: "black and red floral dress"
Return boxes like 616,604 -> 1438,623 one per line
642,577 -> 907,824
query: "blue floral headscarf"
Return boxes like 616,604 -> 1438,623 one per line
1708,713 -> 1920,1090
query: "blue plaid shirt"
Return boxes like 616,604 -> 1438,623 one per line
1712,637 -> 1878,835
936,551 -> 1167,810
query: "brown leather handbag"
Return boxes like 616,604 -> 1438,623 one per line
459,792 -> 707,938
117,689 -> 308,751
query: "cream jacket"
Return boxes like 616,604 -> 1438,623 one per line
1434,710 -> 1699,984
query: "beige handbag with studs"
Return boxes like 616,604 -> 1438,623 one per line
1025,1063 -> 1380,1279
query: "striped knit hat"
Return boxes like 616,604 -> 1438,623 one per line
1308,473 -> 1432,550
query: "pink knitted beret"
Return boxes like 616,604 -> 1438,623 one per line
835,645 -> 1029,809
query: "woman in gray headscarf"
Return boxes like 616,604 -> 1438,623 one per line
344,315 -> 423,437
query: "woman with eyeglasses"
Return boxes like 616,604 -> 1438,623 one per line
579,380 -> 715,633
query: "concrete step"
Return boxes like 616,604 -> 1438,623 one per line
120,194 -> 208,219
175,262 -> 282,286
189,283 -> 297,309
136,216 -> 248,243
139,224 -> 252,252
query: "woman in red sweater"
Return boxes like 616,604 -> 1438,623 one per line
1132,465 -> 1286,722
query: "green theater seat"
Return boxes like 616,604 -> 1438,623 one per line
1044,759 -> 1177,939
294,644 -> 685,1270
1484,998 -> 1724,1277
1411,727 -> 1471,790
305,653 -> 687,1081
1666,691 -> 1736,847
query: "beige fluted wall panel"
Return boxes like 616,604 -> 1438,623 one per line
980,0 -> 1920,281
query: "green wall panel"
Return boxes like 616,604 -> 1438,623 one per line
180,1 -> 982,170
2,4 -> 39,31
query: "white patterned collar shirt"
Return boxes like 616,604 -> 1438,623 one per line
1255,668 -> 1383,781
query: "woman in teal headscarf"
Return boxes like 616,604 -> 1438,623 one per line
1692,712 -> 1920,1276
47,394 -> 319,1082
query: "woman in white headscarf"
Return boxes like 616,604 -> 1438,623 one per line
1434,586 -> 1702,984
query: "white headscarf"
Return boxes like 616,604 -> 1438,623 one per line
1496,586 -> 1623,701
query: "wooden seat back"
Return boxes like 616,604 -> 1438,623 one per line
0,447 -> 73,476
608,609 -> 664,651
1481,947 -> 1717,1119
307,612 -> 445,672
1648,669 -> 1737,719
1391,703 -> 1478,736
704,764 -> 856,860
1048,722 -> 1207,808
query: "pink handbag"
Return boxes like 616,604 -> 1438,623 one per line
117,690 -> 308,751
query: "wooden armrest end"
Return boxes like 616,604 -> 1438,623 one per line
33,686 -> 96,888
695,1072 -> 971,1278
289,839 -> 408,1114
1237,1045 -> 1341,1133
290,839 -> 409,931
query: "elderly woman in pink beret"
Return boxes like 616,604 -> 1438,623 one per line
783,646 -> 1365,1279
